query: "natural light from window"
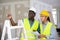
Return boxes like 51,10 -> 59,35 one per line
52,9 -> 57,25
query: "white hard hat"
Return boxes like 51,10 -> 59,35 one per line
29,7 -> 36,13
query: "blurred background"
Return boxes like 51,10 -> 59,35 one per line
0,0 -> 60,40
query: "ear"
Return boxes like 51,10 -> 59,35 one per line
34,14 -> 36,17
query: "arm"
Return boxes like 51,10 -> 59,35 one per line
7,14 -> 17,26
46,25 -> 57,40
10,18 -> 17,26
37,24 -> 46,38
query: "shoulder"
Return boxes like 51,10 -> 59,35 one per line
48,22 -> 56,28
34,19 -> 40,24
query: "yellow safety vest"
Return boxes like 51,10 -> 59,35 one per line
40,22 -> 52,40
20,18 -> 39,40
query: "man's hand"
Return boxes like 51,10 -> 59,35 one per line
7,14 -> 12,19
38,34 -> 46,38
7,12 -> 17,26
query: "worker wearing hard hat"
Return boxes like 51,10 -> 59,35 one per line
38,10 -> 57,40
7,7 -> 40,40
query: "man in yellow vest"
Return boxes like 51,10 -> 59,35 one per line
38,10 -> 57,40
7,7 -> 40,40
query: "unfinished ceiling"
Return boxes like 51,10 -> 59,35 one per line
0,0 -> 60,8
39,0 -> 60,8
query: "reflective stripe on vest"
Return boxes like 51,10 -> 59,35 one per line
20,18 -> 39,40
40,22 -> 52,40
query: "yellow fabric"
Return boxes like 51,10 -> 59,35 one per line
20,18 -> 39,40
40,22 -> 52,40
40,10 -> 49,17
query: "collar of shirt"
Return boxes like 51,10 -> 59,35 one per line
28,18 -> 34,27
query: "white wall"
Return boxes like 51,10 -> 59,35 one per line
0,1 -> 30,31
0,0 -> 60,28
38,0 -> 59,8
0,0 -> 29,3
57,8 -> 60,28
30,0 -> 53,23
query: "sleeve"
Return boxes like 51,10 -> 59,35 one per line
46,25 -> 58,40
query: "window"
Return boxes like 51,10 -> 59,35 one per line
52,9 -> 57,25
